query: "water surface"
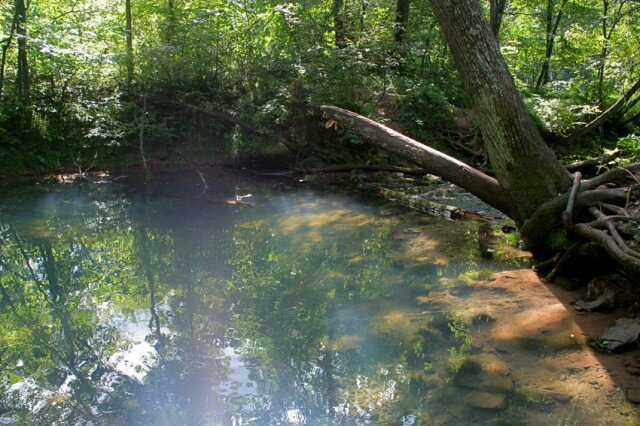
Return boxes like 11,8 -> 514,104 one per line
0,169 -> 635,424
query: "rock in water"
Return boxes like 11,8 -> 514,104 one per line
594,318 -> 640,352
463,391 -> 506,409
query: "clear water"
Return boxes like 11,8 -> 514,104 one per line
0,169 -> 633,424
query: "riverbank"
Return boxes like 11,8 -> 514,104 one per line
459,269 -> 640,422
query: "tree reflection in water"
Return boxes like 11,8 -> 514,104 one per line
0,172 -> 536,424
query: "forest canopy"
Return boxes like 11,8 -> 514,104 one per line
0,0 -> 639,174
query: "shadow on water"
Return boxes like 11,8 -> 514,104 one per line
0,167 -> 638,424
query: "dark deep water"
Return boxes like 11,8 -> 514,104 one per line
0,169 -> 636,425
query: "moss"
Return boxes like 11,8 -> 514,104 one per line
546,228 -> 569,253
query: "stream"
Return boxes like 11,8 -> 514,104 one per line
0,168 -> 637,424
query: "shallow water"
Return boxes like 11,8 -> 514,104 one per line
0,169 -> 636,424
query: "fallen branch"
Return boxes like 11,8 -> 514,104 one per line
379,187 -> 464,219
565,149 -> 620,174
568,76 -> 640,142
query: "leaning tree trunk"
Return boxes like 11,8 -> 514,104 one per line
322,106 -> 509,214
428,0 -> 571,224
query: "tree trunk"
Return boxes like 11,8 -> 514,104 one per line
535,0 -> 568,91
489,0 -> 507,40
394,0 -> 410,45
595,0 -> 627,139
165,0 -> 176,43
0,13 -> 17,100
332,0 -> 346,49
125,0 -> 134,88
428,0 -> 571,224
597,0 -> 609,120
15,0 -> 31,130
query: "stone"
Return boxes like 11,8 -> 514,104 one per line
594,318 -> 640,352
626,389 -> 640,405
463,390 -> 507,409
575,287 -> 617,312
538,388 -> 572,402
455,356 -> 514,392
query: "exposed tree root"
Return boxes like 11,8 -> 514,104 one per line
545,244 -> 578,282
562,172 -> 581,231
525,164 -> 640,272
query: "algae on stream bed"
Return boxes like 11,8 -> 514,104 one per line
0,168 -> 637,425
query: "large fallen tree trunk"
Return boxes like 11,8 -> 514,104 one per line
321,106 -> 510,215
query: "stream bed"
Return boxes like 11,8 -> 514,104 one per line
0,168 -> 638,424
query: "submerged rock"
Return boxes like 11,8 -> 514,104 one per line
455,355 -> 514,393
463,390 -> 507,409
593,318 -> 640,352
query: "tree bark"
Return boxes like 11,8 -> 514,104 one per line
394,0 -> 410,45
15,0 -> 31,130
427,0 -> 571,224
489,0 -> 507,40
321,106 -> 510,214
535,0 -> 568,91
125,0 -> 134,88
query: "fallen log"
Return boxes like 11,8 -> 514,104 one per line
321,105 -> 640,275
296,165 -> 428,175
321,106 -> 509,215
379,187 -> 464,219
568,76 -> 640,142
565,149 -> 620,174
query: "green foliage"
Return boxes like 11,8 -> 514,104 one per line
446,313 -> 472,373
0,0 -> 638,173
397,80 -> 455,139
616,134 -> 640,162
